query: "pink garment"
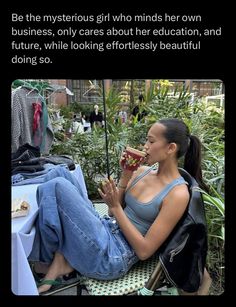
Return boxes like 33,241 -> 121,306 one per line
32,102 -> 42,132
32,101 -> 43,147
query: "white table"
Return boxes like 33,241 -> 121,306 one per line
11,165 -> 86,295
11,184 -> 39,295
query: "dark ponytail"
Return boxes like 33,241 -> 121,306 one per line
184,135 -> 209,192
159,118 -> 209,193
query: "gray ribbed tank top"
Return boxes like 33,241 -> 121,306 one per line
124,166 -> 187,235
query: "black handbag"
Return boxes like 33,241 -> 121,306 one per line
159,168 -> 208,293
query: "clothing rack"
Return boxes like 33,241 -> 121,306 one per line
12,79 -> 53,96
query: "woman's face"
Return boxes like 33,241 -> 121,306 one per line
144,123 -> 172,165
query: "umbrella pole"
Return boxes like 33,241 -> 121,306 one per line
102,80 -> 110,179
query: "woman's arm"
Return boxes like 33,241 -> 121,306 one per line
99,180 -> 189,260
108,164 -> 148,216
107,170 -> 135,216
117,166 -> 148,206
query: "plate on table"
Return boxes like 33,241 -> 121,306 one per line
11,198 -> 30,218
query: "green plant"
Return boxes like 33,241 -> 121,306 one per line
195,186 -> 224,295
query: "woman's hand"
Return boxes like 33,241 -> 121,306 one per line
98,177 -> 121,211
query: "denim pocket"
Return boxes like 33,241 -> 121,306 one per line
108,221 -> 138,269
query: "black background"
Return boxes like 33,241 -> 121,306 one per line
0,3 -> 232,304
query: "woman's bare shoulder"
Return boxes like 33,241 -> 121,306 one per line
164,184 -> 190,210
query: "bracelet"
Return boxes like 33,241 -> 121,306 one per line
118,183 -> 127,189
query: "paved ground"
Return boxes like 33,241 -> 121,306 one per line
52,286 -> 89,296
51,286 -> 78,296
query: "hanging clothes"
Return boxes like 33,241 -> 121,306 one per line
11,86 -> 54,154
32,101 -> 43,147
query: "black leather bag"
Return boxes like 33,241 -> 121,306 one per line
12,144 -> 76,174
159,168 -> 208,293
12,144 -> 41,174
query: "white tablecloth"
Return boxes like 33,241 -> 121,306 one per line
12,184 -> 39,295
11,165 -> 86,295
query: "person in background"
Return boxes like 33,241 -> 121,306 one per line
72,114 -> 84,134
131,94 -> 148,122
118,106 -> 128,124
89,105 -> 104,128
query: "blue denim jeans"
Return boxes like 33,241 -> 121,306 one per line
12,163 -> 68,185
29,167 -> 139,280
